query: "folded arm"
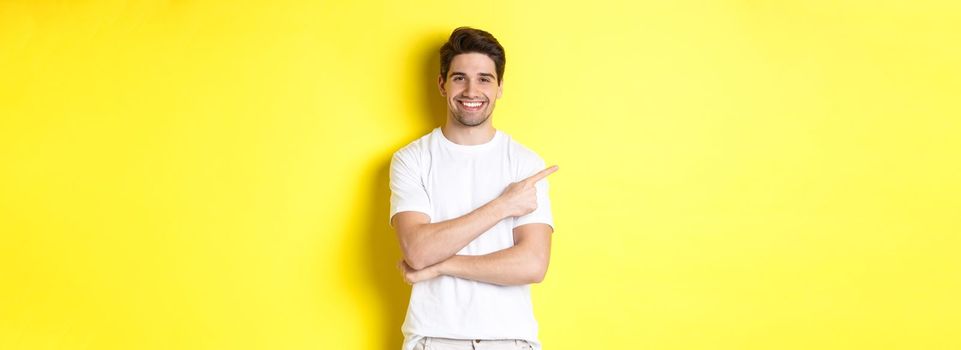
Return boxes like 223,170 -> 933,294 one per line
399,223 -> 553,286
391,200 -> 507,270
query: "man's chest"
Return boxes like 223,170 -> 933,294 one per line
424,153 -> 517,221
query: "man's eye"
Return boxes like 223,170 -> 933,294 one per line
453,77 -> 464,81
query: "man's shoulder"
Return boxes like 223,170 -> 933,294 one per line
392,128 -> 436,160
504,132 -> 545,165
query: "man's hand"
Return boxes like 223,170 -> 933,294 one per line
397,259 -> 441,285
495,165 -> 558,217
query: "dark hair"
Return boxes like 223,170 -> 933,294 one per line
439,27 -> 506,85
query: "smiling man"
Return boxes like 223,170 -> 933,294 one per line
389,27 -> 558,350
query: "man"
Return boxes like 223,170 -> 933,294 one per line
389,27 -> 557,350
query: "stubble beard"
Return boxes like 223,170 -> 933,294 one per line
454,113 -> 489,127
451,105 -> 493,127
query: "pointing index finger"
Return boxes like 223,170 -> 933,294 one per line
524,165 -> 559,185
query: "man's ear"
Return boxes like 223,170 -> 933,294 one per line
437,74 -> 446,96
497,80 -> 504,99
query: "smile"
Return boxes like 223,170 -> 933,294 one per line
458,100 -> 486,111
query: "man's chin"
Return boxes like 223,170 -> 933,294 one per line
454,114 -> 490,127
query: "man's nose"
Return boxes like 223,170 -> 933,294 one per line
463,81 -> 480,98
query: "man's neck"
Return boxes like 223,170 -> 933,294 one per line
441,122 -> 496,146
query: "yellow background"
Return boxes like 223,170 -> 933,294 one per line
2,1 -> 959,349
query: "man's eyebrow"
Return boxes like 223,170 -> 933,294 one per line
449,71 -> 497,79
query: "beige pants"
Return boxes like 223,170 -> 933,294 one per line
414,337 -> 533,350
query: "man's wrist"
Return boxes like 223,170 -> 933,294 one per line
433,257 -> 451,277
485,197 -> 508,220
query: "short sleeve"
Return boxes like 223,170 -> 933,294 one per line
388,150 -> 432,227
513,155 -> 555,231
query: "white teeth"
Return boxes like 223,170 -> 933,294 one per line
462,101 -> 482,108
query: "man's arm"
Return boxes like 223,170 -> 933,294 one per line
442,223 -> 553,285
398,223 -> 553,286
392,202 -> 507,270
393,165 -> 558,270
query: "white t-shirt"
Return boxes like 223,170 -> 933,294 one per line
389,127 -> 554,350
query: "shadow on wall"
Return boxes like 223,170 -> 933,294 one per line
421,32 -> 448,127
361,32 -> 447,349
363,160 -> 410,350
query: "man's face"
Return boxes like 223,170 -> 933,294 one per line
438,52 -> 503,127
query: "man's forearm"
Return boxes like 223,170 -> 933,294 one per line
436,245 -> 546,286
404,199 -> 508,269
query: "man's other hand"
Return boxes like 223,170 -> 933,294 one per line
397,259 -> 441,285
495,165 -> 558,217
